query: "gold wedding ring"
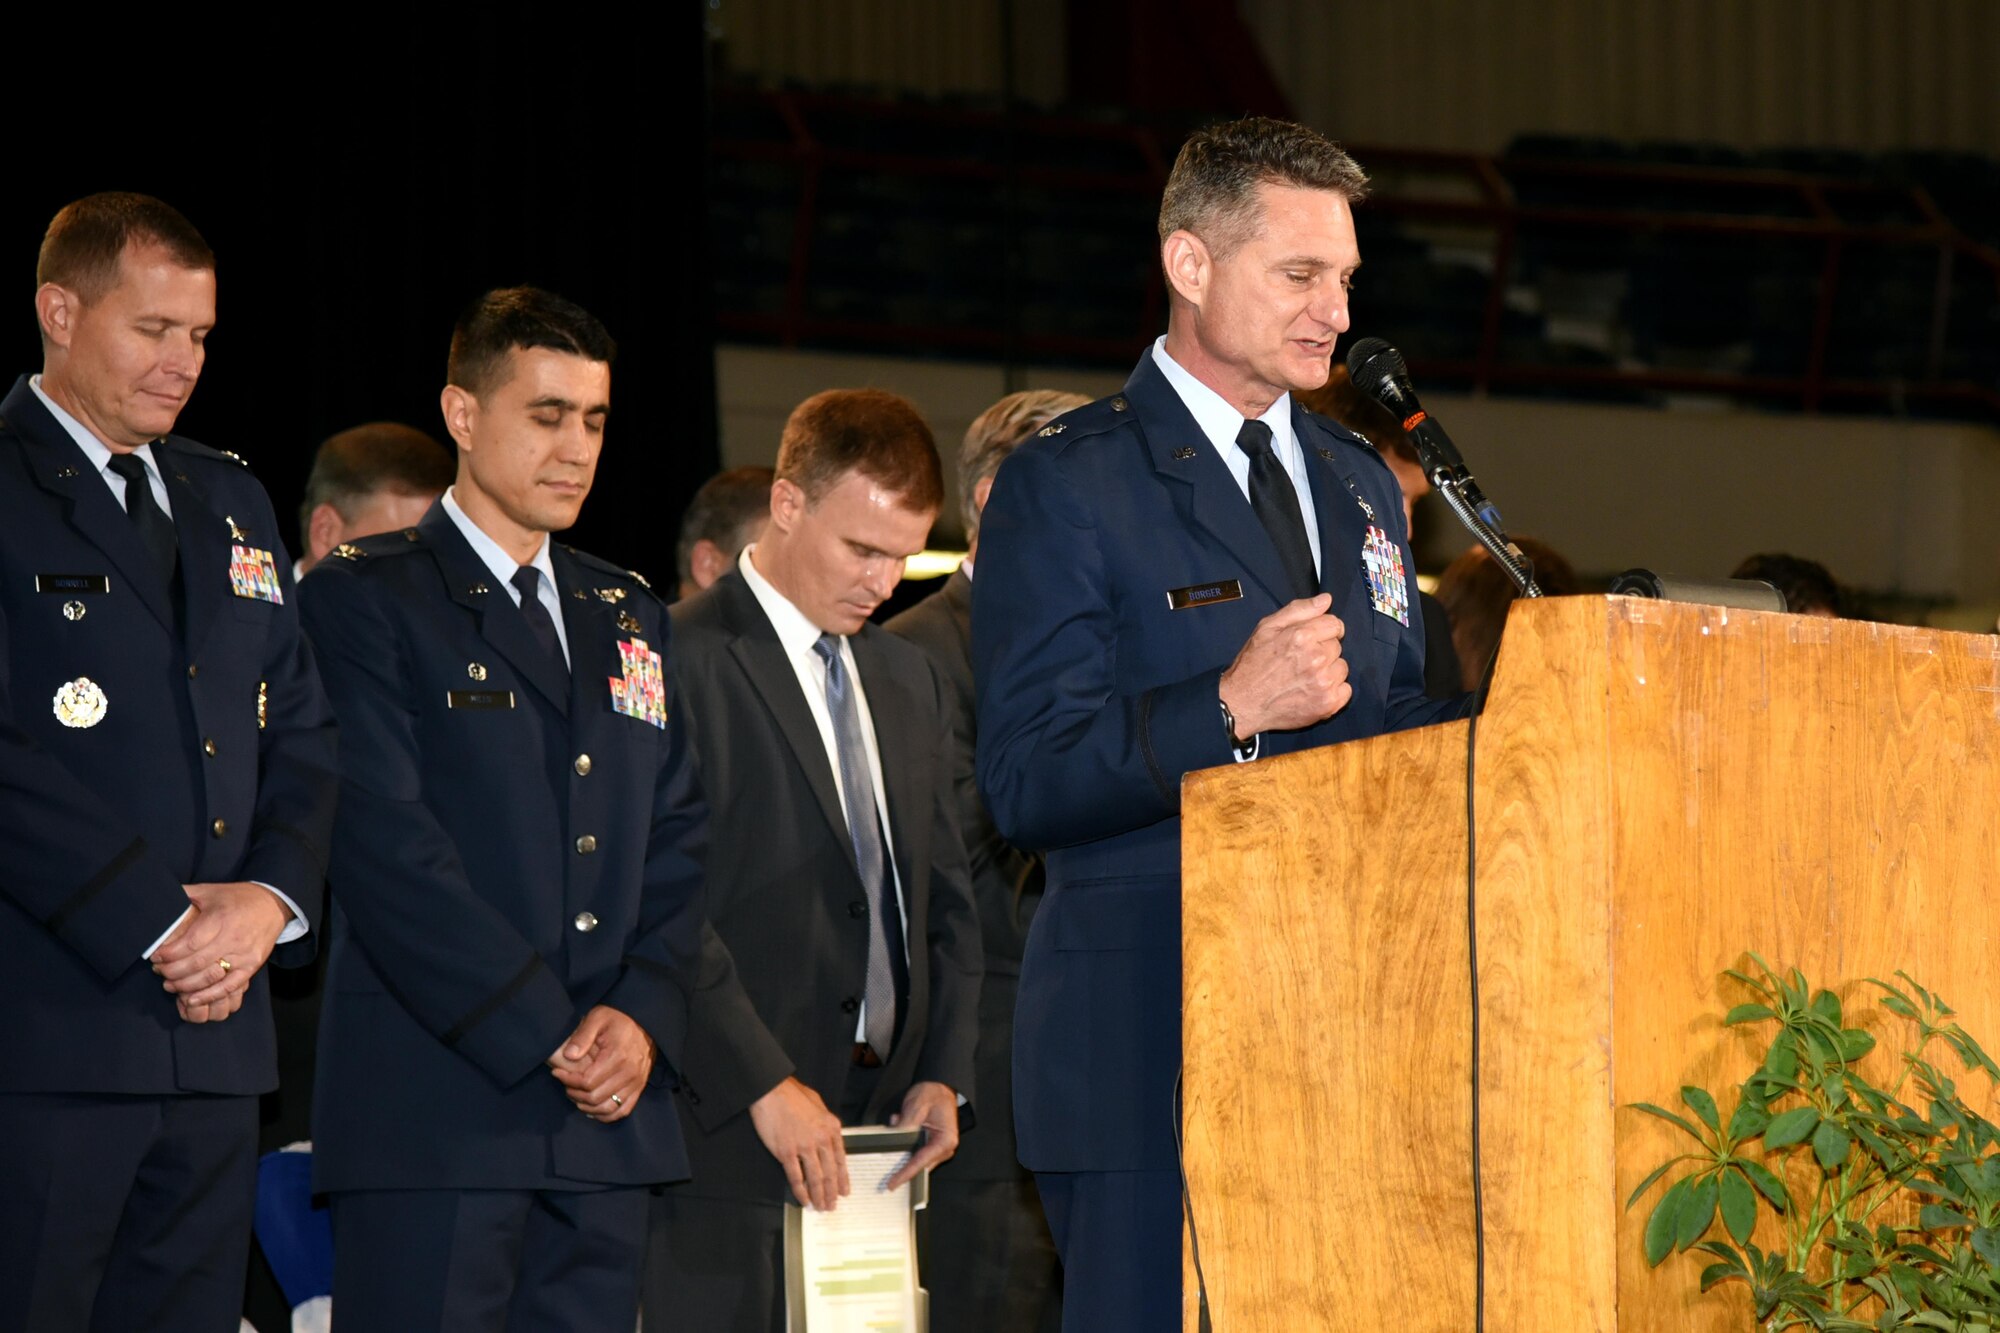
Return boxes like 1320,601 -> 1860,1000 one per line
611,1093 -> 624,1107
217,958 -> 232,974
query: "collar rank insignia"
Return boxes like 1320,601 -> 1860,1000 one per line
596,587 -> 627,603
228,544 -> 284,604
610,637 -> 667,728
225,515 -> 248,541
1172,446 -> 1198,460
468,582 -> 490,596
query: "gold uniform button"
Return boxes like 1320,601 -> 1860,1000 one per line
186,664 -> 200,679
211,819 -> 228,838
202,738 -> 217,757
574,754 -> 592,776
574,912 -> 599,933
575,835 -> 598,855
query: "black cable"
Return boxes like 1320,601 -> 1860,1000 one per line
1175,1072 -> 1215,1332
1466,708 -> 1487,1331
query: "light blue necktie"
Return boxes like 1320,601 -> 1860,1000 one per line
814,634 -> 899,1058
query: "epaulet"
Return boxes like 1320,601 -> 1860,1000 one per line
323,527 -> 426,564
1030,392 -> 1135,447
163,435 -> 253,469
565,546 -> 667,605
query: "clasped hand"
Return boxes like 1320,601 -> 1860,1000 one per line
151,882 -> 291,1024
548,1005 -> 654,1123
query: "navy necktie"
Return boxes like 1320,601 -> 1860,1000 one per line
814,632 -> 903,1059
106,452 -> 178,588
1237,419 -> 1319,600
511,566 -> 566,675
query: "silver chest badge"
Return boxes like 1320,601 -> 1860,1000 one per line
54,677 -> 108,728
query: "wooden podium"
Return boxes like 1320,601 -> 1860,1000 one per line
1180,596 -> 2000,1330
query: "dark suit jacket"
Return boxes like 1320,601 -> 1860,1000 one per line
885,566 -> 1037,1182
973,352 -> 1470,1174
298,503 -> 707,1191
0,375 -> 338,1096
667,569 -> 982,1204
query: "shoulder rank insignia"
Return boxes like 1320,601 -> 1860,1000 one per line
595,587 -> 627,603
219,449 -> 249,467
1038,423 -> 1066,437
628,570 -> 652,590
331,543 -> 365,560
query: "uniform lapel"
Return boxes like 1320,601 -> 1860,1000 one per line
162,454 -> 235,659
717,576 -> 857,879
421,505 -> 571,716
1296,406 -> 1391,669
555,548 -> 622,724
1125,355 -> 1299,606
5,382 -> 174,633
849,627 -> 920,897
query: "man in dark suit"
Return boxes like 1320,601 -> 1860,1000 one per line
886,389 -> 1084,1332
643,388 -> 982,1331
0,192 -> 338,1332
972,118 -> 1471,1329
298,288 -> 708,1331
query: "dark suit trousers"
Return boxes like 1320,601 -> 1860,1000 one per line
927,1172 -> 1063,1332
643,1062 -> 883,1333
0,1091 -> 258,1333
1035,1168 -> 1181,1333
330,1185 -> 647,1333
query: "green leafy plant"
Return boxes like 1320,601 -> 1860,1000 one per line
1628,955 -> 2000,1330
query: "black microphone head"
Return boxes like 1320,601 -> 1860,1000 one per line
1344,338 -> 1409,404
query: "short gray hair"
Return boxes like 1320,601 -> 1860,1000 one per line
960,389 -> 1090,538
1158,116 -> 1369,259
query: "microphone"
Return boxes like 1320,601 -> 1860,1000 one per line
1344,338 -> 1468,482
1342,338 -> 1542,598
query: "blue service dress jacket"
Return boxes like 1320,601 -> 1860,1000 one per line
972,352 -> 1471,1175
0,375 -> 338,1097
298,503 -> 708,1192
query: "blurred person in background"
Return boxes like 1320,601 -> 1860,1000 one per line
1732,552 -> 1843,618
293,421 -> 453,577
1433,536 -> 1579,691
887,389 -> 1086,1332
674,465 -> 774,599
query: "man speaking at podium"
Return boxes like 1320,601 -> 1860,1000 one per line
972,117 -> 1470,1329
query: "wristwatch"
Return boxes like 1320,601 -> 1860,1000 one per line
1218,698 -> 1257,760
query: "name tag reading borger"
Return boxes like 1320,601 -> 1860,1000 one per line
447,689 -> 516,710
1167,579 -> 1244,611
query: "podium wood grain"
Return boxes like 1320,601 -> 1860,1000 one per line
1181,596 -> 2000,1330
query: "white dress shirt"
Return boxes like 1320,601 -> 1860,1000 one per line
440,486 -> 571,666
737,545 -> 910,1043
1149,336 -> 1324,574
29,376 -> 310,957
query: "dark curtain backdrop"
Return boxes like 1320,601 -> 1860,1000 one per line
5,9 -> 718,578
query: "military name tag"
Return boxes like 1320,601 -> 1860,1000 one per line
1361,525 -> 1411,626
1166,579 -> 1244,611
609,637 -> 667,728
54,676 -> 108,728
36,573 -> 110,594
228,545 -> 284,604
447,689 -> 516,710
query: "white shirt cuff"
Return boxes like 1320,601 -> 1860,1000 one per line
141,905 -> 195,960
256,882 -> 310,944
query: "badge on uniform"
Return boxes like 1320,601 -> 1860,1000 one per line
609,637 -> 667,728
1360,526 -> 1411,626
228,544 -> 284,604
54,676 -> 108,728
